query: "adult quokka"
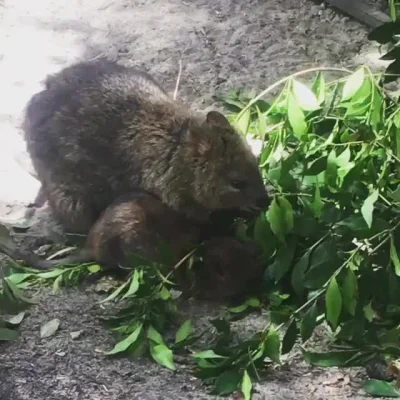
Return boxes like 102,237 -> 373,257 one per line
22,58 -> 270,234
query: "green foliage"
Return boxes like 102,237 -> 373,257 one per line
5,258 -> 103,293
101,261 -> 201,371
363,379 -> 400,397
213,65 -> 400,397
0,263 -> 35,341
192,318 -> 280,398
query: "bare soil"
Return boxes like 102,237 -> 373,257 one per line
0,0 -> 388,399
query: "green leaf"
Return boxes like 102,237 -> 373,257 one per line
312,71 -> 326,104
370,85 -> 383,130
52,274 -> 63,294
341,67 -> 365,101
304,156 -> 327,176
256,106 -> 267,138
390,184 -> 400,202
342,77 -> 372,118
390,236 -> 400,277
122,270 -> 140,299
235,108 -> 251,135
336,147 -> 351,166
302,349 -> 359,367
158,286 -> 171,300
281,319 -> 299,355
241,370 -> 252,400
300,303 -> 319,342
175,319 -> 192,344
325,277 -> 342,331
292,79 -> 320,111
87,264 -> 101,273
147,326 -> 165,345
127,330 -> 147,358
6,273 -> 33,286
291,252 -> 310,296
253,212 -> 276,257
269,238 -> 296,282
214,370 -> 241,396
246,297 -> 260,307
363,380 -> 400,398
394,109 -> 400,129
304,239 -> 339,289
36,269 -> 65,279
342,268 -> 358,316
228,302 -> 249,314
311,185 -> 323,219
1,275 -> 34,306
150,343 -> 176,371
361,189 -> 379,228
99,280 -> 129,303
106,324 -> 143,355
363,302 -> 375,322
5,311 -> 25,325
266,196 -> 294,242
5,277 -> 37,305
193,350 -> 226,359
264,328 -> 281,362
0,327 -> 18,341
287,91 -> 307,139
40,318 -> 60,338
325,148 -> 338,190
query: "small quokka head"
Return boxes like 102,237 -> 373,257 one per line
195,238 -> 263,302
185,110 -> 270,215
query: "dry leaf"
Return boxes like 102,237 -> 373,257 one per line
40,318 -> 60,338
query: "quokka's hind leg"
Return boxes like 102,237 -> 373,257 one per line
45,185 -> 101,234
27,185 -> 47,208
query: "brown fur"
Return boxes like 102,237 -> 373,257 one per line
0,191 -> 206,270
23,58 -> 269,233
182,237 -> 263,302
0,193 -> 263,301
83,191 -> 206,267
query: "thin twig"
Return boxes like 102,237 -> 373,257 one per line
164,247 -> 198,282
173,59 -> 183,101
235,67 -> 353,124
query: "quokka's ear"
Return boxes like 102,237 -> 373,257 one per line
186,127 -> 213,156
206,111 -> 232,130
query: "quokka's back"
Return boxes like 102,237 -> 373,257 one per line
23,58 -> 269,233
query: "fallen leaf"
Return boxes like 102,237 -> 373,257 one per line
40,318 -> 60,338
6,311 -> 26,325
70,330 -> 83,340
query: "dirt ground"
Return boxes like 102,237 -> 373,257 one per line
0,0 -> 390,399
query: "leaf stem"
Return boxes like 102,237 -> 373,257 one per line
235,67 -> 353,124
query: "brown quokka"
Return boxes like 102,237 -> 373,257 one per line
0,192 -> 263,301
183,237 -> 263,302
23,58 -> 269,234
0,191 -> 205,270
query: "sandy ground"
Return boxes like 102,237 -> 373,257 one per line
0,0 -> 390,399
